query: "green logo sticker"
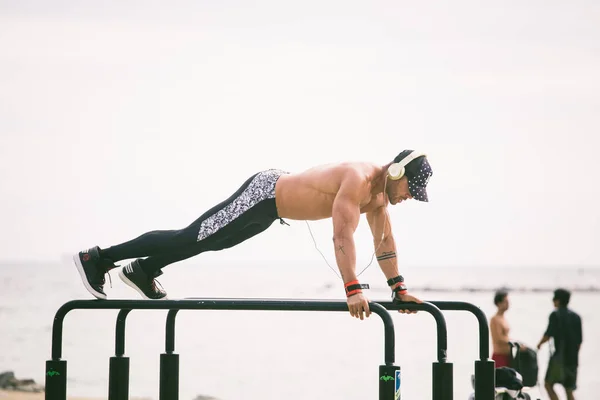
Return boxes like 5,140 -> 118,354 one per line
47,370 -> 61,377
380,374 -> 394,382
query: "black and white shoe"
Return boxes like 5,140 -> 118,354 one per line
73,246 -> 116,300
119,259 -> 167,300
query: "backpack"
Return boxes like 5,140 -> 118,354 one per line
511,347 -> 538,387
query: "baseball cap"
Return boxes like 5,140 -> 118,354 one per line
393,150 -> 433,202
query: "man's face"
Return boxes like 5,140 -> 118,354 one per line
498,296 -> 510,312
386,176 -> 413,205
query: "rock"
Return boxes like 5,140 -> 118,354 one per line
0,370 -> 44,393
193,395 -> 220,400
0,371 -> 15,387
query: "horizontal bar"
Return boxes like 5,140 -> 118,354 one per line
50,298 -> 395,364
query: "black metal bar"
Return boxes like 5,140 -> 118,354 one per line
475,360 -> 496,400
378,364 -> 401,400
378,301 -> 448,363
432,361 -> 453,400
45,359 -> 66,400
51,298 -> 396,364
429,301 -> 494,400
115,309 -> 132,357
108,356 -> 130,400
160,353 -> 179,400
161,310 -> 180,400
165,309 -> 179,354
108,309 -> 132,400
429,301 -> 490,360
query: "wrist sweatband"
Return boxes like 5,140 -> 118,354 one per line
387,275 -> 404,287
344,280 -> 370,297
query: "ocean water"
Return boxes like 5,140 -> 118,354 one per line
1,260 -> 599,400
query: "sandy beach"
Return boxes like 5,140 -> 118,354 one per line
0,390 -> 151,400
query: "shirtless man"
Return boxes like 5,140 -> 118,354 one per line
73,150 -> 432,319
490,291 -> 513,368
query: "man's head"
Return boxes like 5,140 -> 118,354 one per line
386,150 -> 433,204
494,290 -> 510,312
553,288 -> 571,308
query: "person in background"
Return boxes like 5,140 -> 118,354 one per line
537,288 -> 583,400
490,290 -> 526,368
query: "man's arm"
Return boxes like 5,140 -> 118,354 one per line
331,172 -> 364,284
332,171 -> 371,320
365,205 -> 398,281
366,204 -> 422,312
537,312 -> 556,349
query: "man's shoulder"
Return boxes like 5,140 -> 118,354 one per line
566,308 -> 582,321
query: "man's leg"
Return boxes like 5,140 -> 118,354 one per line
564,365 -> 577,400
100,173 -> 261,263
74,172 -> 261,299
119,201 -> 280,299
115,170 -> 285,299
544,382 -> 559,400
544,357 -> 562,400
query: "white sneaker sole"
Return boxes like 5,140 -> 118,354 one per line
118,267 -> 168,300
73,253 -> 107,300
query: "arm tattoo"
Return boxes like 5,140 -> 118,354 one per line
376,251 -> 396,261
333,238 -> 346,255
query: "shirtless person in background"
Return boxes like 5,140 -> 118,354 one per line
490,291 -> 527,367
73,150 -> 432,319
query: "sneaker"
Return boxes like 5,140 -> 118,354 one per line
119,259 -> 167,300
73,246 -> 116,299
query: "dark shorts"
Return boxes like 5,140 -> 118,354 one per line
545,356 -> 578,390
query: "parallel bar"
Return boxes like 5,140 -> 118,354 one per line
45,359 -> 66,400
115,309 -> 132,357
108,356 -> 129,400
159,353 -> 179,400
50,299 -> 396,364
429,301 -> 490,360
474,360 -> 496,400
432,362 -> 453,400
165,309 -> 179,354
377,301 -> 448,363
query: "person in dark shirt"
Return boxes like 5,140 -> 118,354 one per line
537,288 -> 583,400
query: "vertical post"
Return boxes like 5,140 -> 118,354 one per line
45,359 -> 67,400
108,356 -> 130,400
432,361 -> 453,400
160,353 -> 180,400
474,360 -> 495,400
160,309 -> 180,400
108,309 -> 131,400
379,365 -> 401,400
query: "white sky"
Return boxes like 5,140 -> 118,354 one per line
1,0 -> 599,268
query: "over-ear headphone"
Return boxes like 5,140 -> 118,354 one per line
387,150 -> 427,180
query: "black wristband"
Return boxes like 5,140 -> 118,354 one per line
387,275 -> 404,286
344,283 -> 370,295
391,284 -> 408,302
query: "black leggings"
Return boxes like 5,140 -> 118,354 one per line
100,171 -> 283,274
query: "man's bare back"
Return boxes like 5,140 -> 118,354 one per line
275,162 -> 397,221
